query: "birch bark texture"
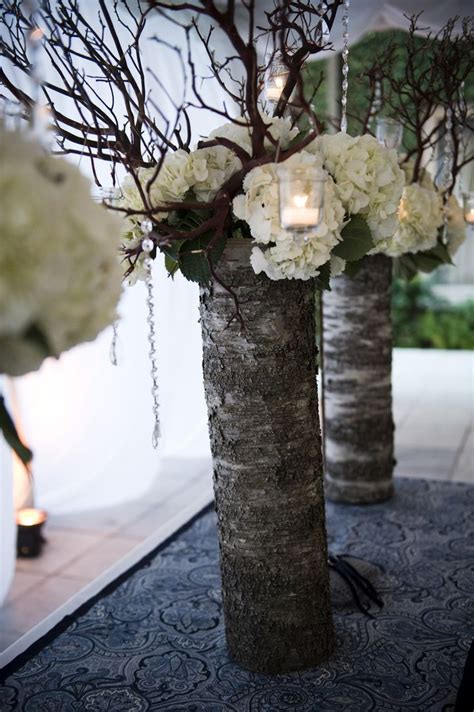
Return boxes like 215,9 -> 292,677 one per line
322,254 -> 395,504
199,238 -> 334,674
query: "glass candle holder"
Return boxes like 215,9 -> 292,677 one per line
264,55 -> 290,103
93,186 -> 122,207
16,508 -> 47,558
463,193 -> 474,224
0,99 -> 24,131
277,164 -> 326,232
376,117 -> 404,150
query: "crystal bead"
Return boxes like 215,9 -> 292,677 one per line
344,0 -> 350,7
342,79 -> 349,91
142,237 -> 154,253
143,256 -> 154,271
341,96 -> 347,106
141,218 -> 153,235
342,65 -> 349,76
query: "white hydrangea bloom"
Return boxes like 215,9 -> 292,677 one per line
0,128 -> 123,376
309,132 -> 405,246
209,113 -> 299,155
234,151 -> 346,281
121,149 -> 193,219
189,145 -> 242,202
445,194 -> 467,258
374,182 -> 444,257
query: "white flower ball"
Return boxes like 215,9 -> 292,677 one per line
374,182 -> 444,257
0,128 -> 123,376
121,149 -> 193,219
208,112 -> 299,156
310,132 -> 405,245
445,194 -> 467,258
234,150 -> 346,281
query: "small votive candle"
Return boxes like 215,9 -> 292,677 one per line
463,193 -> 474,224
16,508 -> 47,558
376,117 -> 404,151
277,164 -> 326,232
264,55 -> 289,103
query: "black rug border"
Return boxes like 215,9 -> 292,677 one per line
0,500 -> 215,682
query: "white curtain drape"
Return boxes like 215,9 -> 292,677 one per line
7,10 -> 233,514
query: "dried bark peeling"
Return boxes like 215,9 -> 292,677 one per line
199,238 -> 334,673
322,254 -> 395,505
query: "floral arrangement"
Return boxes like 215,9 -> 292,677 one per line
382,166 -> 467,279
121,121 -> 405,285
0,127 -> 123,378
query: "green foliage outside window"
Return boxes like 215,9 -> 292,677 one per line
392,278 -> 474,350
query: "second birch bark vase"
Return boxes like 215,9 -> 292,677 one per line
322,254 -> 394,504
199,238 -> 334,674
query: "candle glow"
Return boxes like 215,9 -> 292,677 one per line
463,194 -> 474,224
277,164 -> 326,232
16,508 -> 47,526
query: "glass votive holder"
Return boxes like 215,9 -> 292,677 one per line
463,193 -> 474,224
277,164 -> 326,232
0,99 -> 24,131
93,186 -> 122,207
16,508 -> 48,558
264,55 -> 290,103
376,117 -> 404,150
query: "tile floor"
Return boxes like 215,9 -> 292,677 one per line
1,348 -> 473,668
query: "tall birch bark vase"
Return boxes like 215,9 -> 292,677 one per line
322,254 -> 395,504
199,238 -> 334,674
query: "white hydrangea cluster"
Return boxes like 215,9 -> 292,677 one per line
0,128 -> 123,377
121,114 -> 298,218
233,151 -> 345,281
309,132 -> 405,246
374,181 -> 444,257
208,113 -> 299,155
120,114 -> 299,282
445,193 -> 467,258
371,162 -> 466,258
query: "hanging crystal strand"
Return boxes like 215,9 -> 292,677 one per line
456,81 -> 466,197
340,0 -> 350,134
109,322 -> 119,367
25,1 -> 51,147
368,77 -> 382,131
141,219 -> 160,449
104,188 -> 122,365
435,107 -> 454,244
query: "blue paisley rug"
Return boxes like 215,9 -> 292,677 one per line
1,478 -> 473,711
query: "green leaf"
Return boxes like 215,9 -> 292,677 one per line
332,216 -> 375,261
344,258 -> 364,278
169,207 -> 211,232
395,254 -> 419,281
24,323 -> 52,357
232,219 -> 252,240
430,241 -> 453,265
412,253 -> 444,273
0,395 -> 33,466
179,231 -> 228,284
315,261 -> 331,291
164,254 -> 179,278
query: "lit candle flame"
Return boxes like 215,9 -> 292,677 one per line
293,194 -> 308,209
16,508 -> 47,526
29,26 -> 45,42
